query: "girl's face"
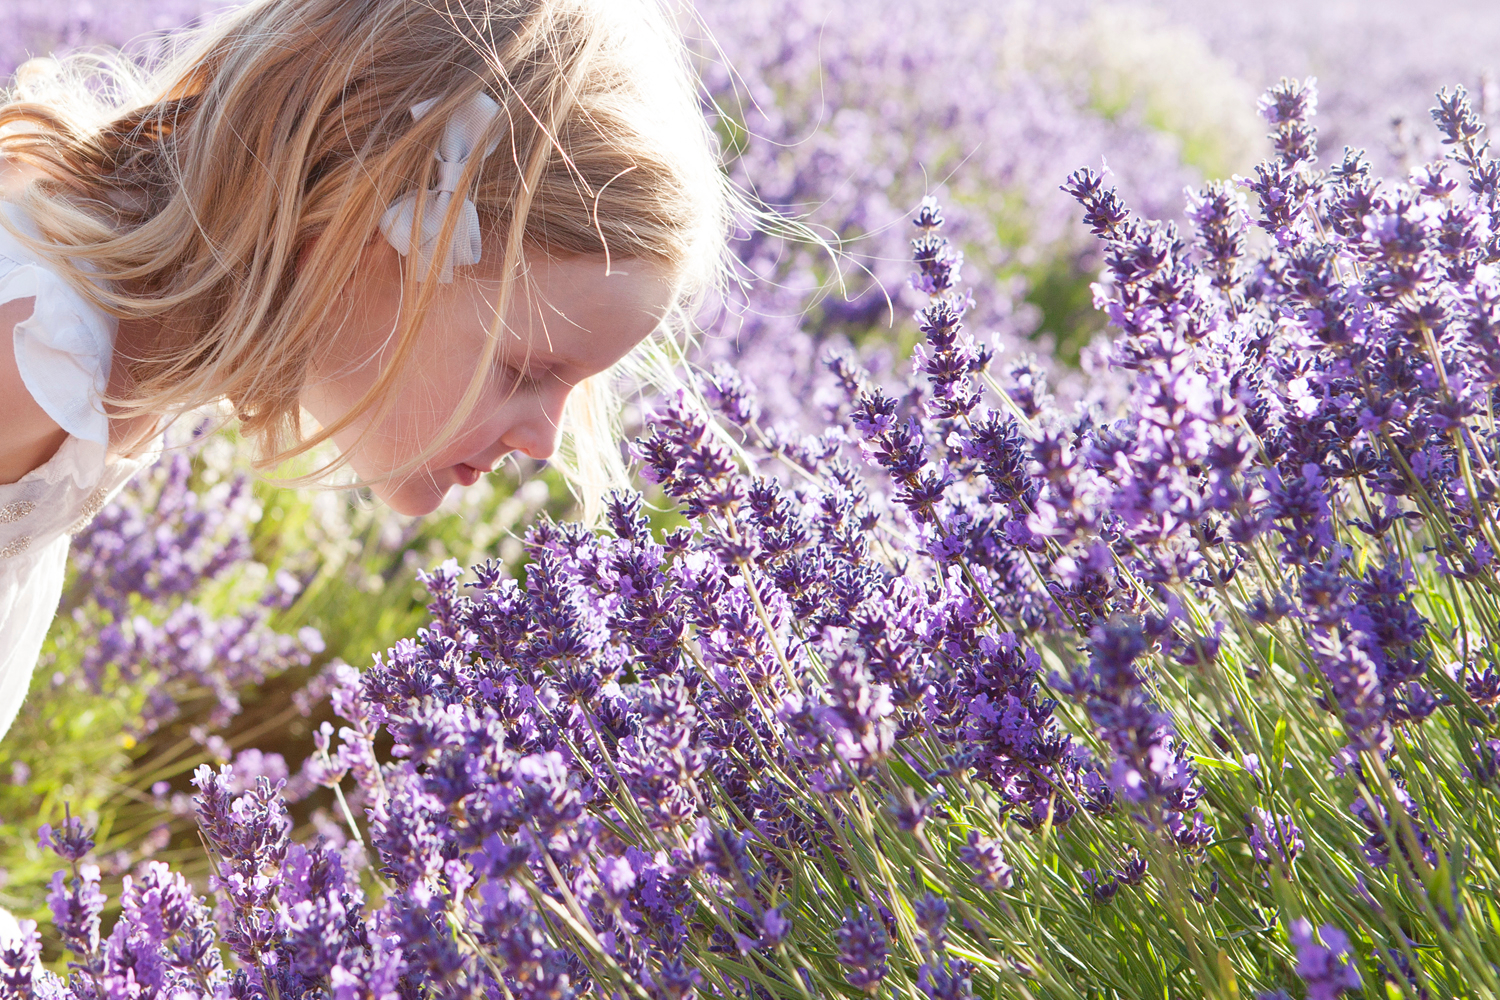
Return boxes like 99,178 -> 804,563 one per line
299,237 -> 675,515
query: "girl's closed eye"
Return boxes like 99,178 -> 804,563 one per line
501,361 -> 546,390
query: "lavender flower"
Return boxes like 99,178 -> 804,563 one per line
836,907 -> 890,994
1116,849 -> 1149,885
1081,868 -> 1121,905
1058,622 -> 1213,850
1289,919 -> 1362,1000
0,919 -> 42,996
1246,809 -> 1305,866
958,831 -> 1015,891
913,892 -> 949,954
918,956 -> 975,999
38,810 -> 94,863
46,862 -> 104,969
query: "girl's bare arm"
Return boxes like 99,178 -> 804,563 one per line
0,294 -> 68,484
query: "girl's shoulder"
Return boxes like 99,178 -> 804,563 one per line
0,153 -> 126,486
0,155 -> 154,562
0,152 -> 74,482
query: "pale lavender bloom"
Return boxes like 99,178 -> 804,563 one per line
0,918 -> 43,995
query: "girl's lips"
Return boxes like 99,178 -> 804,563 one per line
454,463 -> 484,487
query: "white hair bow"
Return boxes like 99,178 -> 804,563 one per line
377,92 -> 502,284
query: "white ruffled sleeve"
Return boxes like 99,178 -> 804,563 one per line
10,265 -> 112,441
0,199 -> 146,743
0,200 -> 113,473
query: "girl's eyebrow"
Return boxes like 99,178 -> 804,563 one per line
496,341 -> 576,381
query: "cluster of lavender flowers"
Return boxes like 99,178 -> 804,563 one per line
62,436 -> 324,736
0,421 -> 560,894
12,79 -> 1500,999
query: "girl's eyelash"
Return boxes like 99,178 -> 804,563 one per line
500,362 -> 545,387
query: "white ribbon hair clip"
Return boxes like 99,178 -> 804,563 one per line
377,91 -> 503,284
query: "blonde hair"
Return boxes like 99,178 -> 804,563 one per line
0,0 -> 738,513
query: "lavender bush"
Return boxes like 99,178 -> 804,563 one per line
0,0 -> 1244,912
7,79 -> 1500,999
0,425 -> 561,914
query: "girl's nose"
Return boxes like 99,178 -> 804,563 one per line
504,386 -> 569,460
511,426 -> 560,461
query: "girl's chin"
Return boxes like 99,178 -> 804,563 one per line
365,464 -> 483,516
371,480 -> 449,517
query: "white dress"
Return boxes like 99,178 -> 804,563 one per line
0,199 -> 159,742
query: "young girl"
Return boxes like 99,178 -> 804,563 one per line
0,0 -> 736,742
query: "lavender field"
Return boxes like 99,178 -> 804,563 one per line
3,1 -> 1500,998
